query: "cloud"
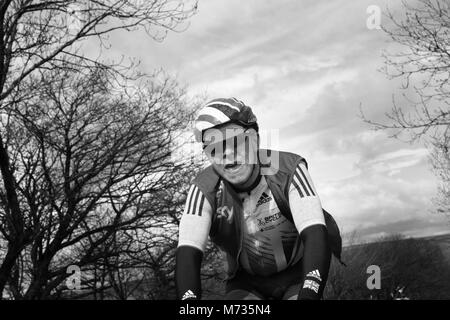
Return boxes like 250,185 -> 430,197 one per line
345,217 -> 450,244
97,0 -> 449,241
317,155 -> 445,242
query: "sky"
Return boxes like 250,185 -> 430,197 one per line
93,0 -> 449,243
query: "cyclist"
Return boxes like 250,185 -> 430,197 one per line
175,97 -> 341,300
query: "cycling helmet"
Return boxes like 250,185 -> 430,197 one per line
193,97 -> 258,143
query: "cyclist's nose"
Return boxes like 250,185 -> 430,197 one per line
222,143 -> 236,163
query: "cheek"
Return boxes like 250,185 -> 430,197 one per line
211,163 -> 225,174
246,138 -> 259,164
243,164 -> 253,177
237,165 -> 253,182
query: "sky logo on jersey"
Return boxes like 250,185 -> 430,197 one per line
217,206 -> 234,222
256,192 -> 272,207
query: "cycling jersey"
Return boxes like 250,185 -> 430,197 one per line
178,161 -> 325,277
177,96 -> 342,300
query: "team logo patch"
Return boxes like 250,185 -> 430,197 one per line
306,269 -> 322,282
257,212 -> 282,227
182,290 -> 197,300
256,192 -> 272,207
303,279 -> 320,294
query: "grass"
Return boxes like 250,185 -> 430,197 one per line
323,234 -> 450,300
201,233 -> 450,300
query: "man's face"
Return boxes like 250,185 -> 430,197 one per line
202,123 -> 258,186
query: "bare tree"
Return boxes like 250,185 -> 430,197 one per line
430,133 -> 450,218
0,0 -> 197,101
362,0 -> 450,217
107,175 -> 224,300
0,0 -> 198,298
0,61 -> 202,299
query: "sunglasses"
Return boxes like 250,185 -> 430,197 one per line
201,120 -> 258,144
202,130 -> 256,161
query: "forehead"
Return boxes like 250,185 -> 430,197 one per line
203,123 -> 246,141
213,123 -> 245,132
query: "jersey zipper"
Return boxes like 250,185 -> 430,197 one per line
230,191 -> 245,280
232,214 -> 244,279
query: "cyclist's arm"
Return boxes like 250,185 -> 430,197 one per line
288,162 -> 331,300
176,184 -> 213,300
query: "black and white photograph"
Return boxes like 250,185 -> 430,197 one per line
0,0 -> 448,309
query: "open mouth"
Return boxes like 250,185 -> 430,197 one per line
224,163 -> 242,171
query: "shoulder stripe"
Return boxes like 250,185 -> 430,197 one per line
185,185 -> 196,214
291,177 -> 304,197
189,187 -> 200,215
187,186 -> 199,215
197,194 -> 205,216
184,185 -> 207,217
294,169 -> 310,197
297,166 -> 315,196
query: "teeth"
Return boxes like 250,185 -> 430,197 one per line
226,164 -> 241,170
